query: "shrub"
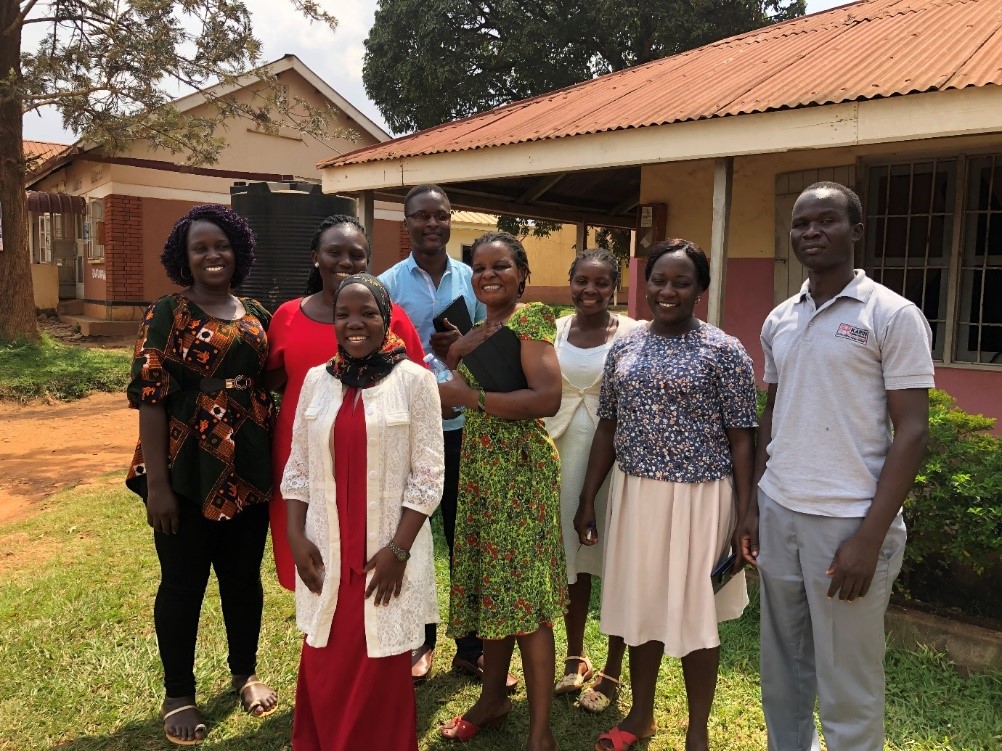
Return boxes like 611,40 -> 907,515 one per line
903,389 -> 1002,582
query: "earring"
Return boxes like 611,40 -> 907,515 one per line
314,262 -> 320,268
696,295 -> 701,302
180,266 -> 192,282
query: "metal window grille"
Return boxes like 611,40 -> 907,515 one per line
864,161 -> 955,360
956,156 -> 1002,364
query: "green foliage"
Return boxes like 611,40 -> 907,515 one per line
0,334 -> 130,401
496,216 -> 562,241
363,0 -> 806,133
904,389 -> 1002,579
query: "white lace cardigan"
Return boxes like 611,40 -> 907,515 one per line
280,360 -> 443,654
543,313 -> 641,441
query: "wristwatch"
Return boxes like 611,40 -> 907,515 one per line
388,540 -> 410,562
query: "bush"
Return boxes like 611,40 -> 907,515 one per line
903,389 -> 1002,584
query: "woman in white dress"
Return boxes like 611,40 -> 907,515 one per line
545,249 -> 639,713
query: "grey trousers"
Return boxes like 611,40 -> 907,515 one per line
757,491 -> 906,751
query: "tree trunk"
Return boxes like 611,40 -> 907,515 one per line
0,0 -> 40,343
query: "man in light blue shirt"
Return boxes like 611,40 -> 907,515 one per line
379,184 -> 488,684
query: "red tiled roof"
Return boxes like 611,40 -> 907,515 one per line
321,0 -> 1002,169
23,140 -> 71,166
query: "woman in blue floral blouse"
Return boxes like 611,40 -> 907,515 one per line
576,239 -> 757,751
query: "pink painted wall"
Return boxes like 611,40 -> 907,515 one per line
933,367 -> 1002,427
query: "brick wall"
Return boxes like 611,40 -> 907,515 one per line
104,195 -> 144,303
399,223 -> 411,260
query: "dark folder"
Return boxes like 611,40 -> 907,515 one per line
461,326 -> 528,392
432,296 -> 474,335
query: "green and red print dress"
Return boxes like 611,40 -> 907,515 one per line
448,302 -> 568,639
126,293 -> 274,521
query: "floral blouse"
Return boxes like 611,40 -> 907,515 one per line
598,322 -> 757,483
126,293 -> 274,520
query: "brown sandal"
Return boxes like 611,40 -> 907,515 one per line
237,679 -> 278,718
162,703 -> 207,746
578,671 -> 620,713
554,655 -> 595,695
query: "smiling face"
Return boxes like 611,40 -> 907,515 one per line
570,257 -> 616,315
646,250 -> 701,334
185,220 -> 235,289
471,240 -> 526,310
314,223 -> 370,293
404,190 -> 451,255
334,283 -> 386,359
790,188 -> 864,275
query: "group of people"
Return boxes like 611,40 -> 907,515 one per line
127,180 -> 934,751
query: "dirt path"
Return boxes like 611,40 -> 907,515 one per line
0,392 -> 136,525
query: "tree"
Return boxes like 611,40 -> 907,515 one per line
363,0 -> 806,134
1,0 -> 341,343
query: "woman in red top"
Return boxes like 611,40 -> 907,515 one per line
265,215 -> 425,590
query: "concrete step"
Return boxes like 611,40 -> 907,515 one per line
57,299 -> 85,315
57,314 -> 138,337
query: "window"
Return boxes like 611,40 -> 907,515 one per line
863,154 -> 1002,367
864,161 -> 955,359
957,156 -> 1002,364
85,198 -> 105,259
37,214 -> 52,263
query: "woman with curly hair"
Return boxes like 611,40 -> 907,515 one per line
264,215 -> 424,594
126,204 -> 279,746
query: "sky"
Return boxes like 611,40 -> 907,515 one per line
21,0 -> 853,145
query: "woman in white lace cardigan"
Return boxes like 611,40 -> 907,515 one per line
281,274 -> 443,751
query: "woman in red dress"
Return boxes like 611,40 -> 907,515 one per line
265,215 -> 424,590
281,273 -> 443,750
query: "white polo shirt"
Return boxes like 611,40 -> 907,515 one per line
759,270 -> 935,517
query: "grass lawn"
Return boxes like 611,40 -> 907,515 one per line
0,334 -> 131,401
1,479 -> 1000,750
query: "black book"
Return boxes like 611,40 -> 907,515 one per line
462,326 -> 528,392
432,296 -> 474,335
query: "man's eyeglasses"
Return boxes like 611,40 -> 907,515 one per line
406,210 -> 451,223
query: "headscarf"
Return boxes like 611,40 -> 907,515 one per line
326,273 -> 407,388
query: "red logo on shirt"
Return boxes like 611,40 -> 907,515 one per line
835,323 -> 869,345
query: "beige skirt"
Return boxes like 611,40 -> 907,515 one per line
600,467 -> 748,658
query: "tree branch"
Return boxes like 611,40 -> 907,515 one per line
4,0 -> 43,38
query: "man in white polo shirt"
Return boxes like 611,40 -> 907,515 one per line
739,182 -> 934,751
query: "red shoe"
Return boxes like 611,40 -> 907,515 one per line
440,709 -> 510,741
595,726 -> 655,751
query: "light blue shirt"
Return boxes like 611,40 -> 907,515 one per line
380,253 -> 486,431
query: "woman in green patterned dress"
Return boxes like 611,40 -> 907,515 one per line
436,232 -> 567,750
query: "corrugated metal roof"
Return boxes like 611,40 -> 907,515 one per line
451,211 -> 497,224
322,0 -> 1002,169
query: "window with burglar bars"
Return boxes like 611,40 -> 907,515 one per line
864,161 -> 954,360
957,156 -> 1002,364
863,154 -> 1002,367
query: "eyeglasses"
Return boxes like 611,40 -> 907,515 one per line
406,210 -> 451,223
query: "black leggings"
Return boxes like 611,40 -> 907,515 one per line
424,428 -> 481,661
153,501 -> 269,698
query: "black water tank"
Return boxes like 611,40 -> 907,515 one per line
232,181 -> 355,311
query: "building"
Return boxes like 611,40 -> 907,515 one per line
318,0 -> 1002,424
24,55 -> 395,332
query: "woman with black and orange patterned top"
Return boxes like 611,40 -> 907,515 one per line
125,204 -> 278,746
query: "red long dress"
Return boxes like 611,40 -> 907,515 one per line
291,388 -> 418,751
267,299 -> 424,590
